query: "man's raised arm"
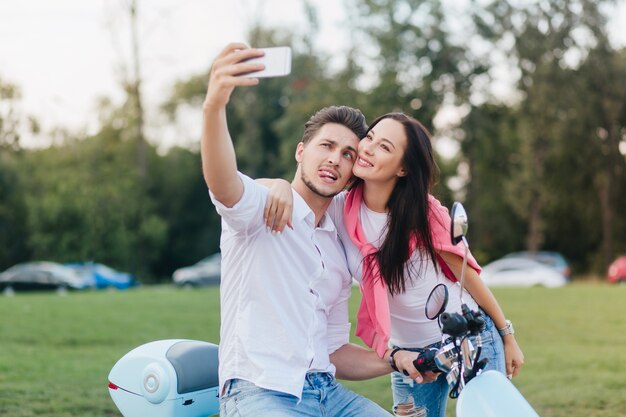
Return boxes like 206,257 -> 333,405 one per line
201,43 -> 265,207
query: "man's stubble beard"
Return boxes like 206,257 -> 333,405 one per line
300,169 -> 342,199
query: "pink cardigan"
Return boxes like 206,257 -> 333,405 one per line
343,184 -> 481,357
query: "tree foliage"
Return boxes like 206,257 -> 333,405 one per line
1,1 -> 625,280
466,0 -> 626,270
0,78 -> 30,269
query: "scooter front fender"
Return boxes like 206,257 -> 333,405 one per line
456,370 -> 539,417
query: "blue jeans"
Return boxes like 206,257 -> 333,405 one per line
391,311 -> 505,417
220,372 -> 392,417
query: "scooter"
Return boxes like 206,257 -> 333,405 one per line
108,338 -> 220,417
107,202 -> 540,417
410,202 -> 540,417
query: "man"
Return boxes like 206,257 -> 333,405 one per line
203,43 -> 395,417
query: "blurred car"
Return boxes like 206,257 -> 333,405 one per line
503,251 -> 571,279
0,261 -> 88,292
480,257 -> 568,288
173,253 -> 221,287
607,256 -> 626,284
65,262 -> 137,290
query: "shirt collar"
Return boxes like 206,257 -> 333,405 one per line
292,189 -> 337,235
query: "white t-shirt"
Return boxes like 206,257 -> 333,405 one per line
329,192 -> 479,348
211,174 -> 352,399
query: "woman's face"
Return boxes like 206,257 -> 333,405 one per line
353,117 -> 408,184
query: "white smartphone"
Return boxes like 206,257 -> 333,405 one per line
239,46 -> 292,78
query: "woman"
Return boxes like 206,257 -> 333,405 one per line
264,113 -> 524,417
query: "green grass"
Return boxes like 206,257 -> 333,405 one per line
0,284 -> 624,416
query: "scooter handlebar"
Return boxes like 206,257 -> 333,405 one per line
413,348 -> 441,373
441,312 -> 468,337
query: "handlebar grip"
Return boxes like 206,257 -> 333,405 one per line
441,312 -> 468,337
468,314 -> 485,333
461,304 -> 486,334
413,349 -> 440,373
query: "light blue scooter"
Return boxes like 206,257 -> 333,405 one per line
108,339 -> 220,417
107,202 -> 540,417
411,202 -> 539,417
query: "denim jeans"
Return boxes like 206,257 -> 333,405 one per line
220,372 -> 392,417
390,310 -> 505,417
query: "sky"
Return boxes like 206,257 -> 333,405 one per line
0,0 -> 625,150
0,0 -> 348,149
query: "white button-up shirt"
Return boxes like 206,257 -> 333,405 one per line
210,173 -> 352,399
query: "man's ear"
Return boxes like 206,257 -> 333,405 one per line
295,142 -> 305,163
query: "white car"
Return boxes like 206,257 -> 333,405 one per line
172,253 -> 221,287
480,258 -> 568,288
0,261 -> 88,292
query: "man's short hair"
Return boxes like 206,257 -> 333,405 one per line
301,106 -> 367,145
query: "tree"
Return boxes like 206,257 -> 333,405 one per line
469,0 -> 623,271
15,94 -> 172,281
342,0 -> 491,204
103,0 -> 152,277
149,146 -> 222,277
0,77 -> 32,270
548,45 -> 626,270
460,103 -> 526,263
0,78 -> 24,151
344,0 -> 484,123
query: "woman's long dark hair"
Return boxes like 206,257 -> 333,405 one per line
362,113 -> 439,296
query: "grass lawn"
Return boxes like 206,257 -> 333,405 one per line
1,284 -> 624,417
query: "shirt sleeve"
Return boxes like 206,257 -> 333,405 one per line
209,172 -> 267,234
326,192 -> 345,226
329,192 -> 364,282
326,275 -> 352,354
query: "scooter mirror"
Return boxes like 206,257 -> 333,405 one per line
451,202 -> 468,246
425,283 -> 449,320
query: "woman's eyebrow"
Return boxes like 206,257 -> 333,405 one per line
380,138 -> 396,149
370,129 -> 396,149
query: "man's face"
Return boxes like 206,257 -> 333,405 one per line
295,123 -> 359,198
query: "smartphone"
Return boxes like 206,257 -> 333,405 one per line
239,46 -> 292,78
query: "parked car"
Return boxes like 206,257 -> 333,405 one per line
65,262 -> 137,290
173,253 -> 221,287
503,251 -> 571,279
607,256 -> 626,284
0,261 -> 88,292
480,257 -> 568,288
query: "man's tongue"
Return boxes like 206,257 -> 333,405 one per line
319,170 -> 337,182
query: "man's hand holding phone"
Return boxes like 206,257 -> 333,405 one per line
204,43 -> 265,110
204,44 -> 292,111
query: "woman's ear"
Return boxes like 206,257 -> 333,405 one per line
397,166 -> 407,177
